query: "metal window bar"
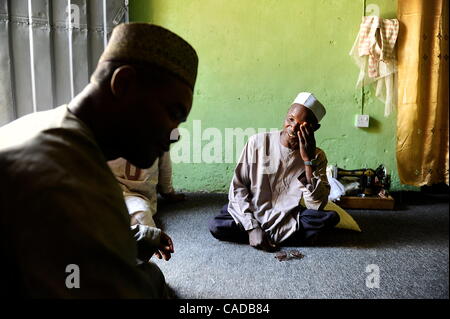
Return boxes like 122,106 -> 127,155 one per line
0,0 -> 128,125
102,0 -> 107,48
27,0 -> 37,112
67,0 -> 74,99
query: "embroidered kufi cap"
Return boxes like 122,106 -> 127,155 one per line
99,23 -> 198,90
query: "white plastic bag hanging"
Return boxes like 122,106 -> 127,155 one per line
327,165 -> 346,201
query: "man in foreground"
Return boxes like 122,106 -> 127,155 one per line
0,23 -> 198,297
209,92 -> 339,251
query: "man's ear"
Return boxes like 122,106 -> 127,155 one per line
314,123 -> 321,131
110,65 -> 137,98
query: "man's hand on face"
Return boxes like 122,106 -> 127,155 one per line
297,122 -> 316,161
248,227 -> 277,252
153,231 -> 174,261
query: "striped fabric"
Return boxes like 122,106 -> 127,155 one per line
357,16 -> 399,78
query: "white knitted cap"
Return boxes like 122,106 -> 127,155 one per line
292,92 -> 326,123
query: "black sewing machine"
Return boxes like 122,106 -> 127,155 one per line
337,165 -> 390,196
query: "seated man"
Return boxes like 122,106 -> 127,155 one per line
108,151 -> 185,228
209,92 -> 339,251
0,23 -> 198,297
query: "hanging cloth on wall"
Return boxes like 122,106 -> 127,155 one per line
350,16 -> 399,117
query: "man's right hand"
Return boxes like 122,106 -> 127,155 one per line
248,227 -> 277,252
153,231 -> 174,261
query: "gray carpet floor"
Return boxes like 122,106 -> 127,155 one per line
153,193 -> 449,299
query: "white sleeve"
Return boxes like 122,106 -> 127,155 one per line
228,139 -> 260,231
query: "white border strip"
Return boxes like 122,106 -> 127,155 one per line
103,0 -> 108,48
125,0 -> 129,23
27,0 -> 37,112
67,0 -> 75,99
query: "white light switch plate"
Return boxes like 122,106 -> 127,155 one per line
355,114 -> 370,128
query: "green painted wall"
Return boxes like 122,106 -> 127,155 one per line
130,0 -> 418,192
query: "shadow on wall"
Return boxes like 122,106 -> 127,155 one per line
360,116 -> 382,134
131,0 -> 155,22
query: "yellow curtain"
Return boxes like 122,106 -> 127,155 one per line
397,0 -> 449,186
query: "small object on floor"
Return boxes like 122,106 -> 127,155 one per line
275,249 -> 305,262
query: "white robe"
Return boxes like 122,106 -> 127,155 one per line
228,131 -> 330,243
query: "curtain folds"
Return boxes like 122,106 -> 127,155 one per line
396,0 -> 449,186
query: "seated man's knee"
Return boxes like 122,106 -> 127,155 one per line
208,217 -> 221,239
328,210 -> 340,226
208,216 -> 239,242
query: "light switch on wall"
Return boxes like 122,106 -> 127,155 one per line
355,114 -> 370,128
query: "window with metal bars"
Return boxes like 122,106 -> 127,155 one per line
0,0 -> 128,126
